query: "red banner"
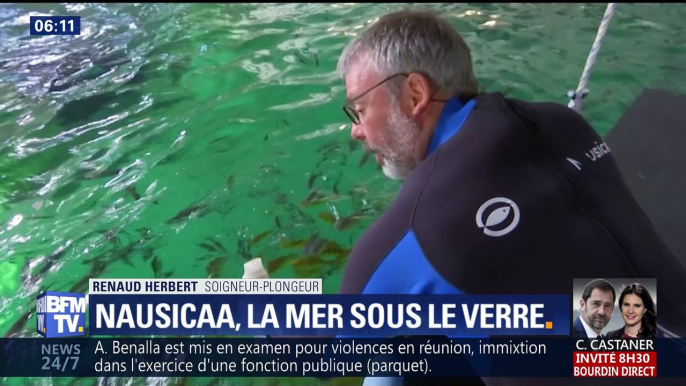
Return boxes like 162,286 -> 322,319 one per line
573,351 -> 657,377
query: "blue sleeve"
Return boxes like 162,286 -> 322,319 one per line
351,230 -> 486,340
361,230 -> 464,296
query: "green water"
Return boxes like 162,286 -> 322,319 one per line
1,2 -> 685,385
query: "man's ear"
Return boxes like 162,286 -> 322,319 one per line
405,73 -> 432,116
580,299 -> 585,311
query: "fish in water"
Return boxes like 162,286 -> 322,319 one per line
308,172 -> 321,189
208,238 -> 228,253
266,254 -> 296,274
274,193 -> 288,205
69,258 -> 108,293
250,230 -> 271,246
291,254 -> 346,277
51,181 -> 82,200
300,189 -> 325,207
260,164 -> 284,178
151,255 -> 163,278
359,151 -> 373,168
294,50 -> 306,64
165,204 -> 209,224
335,213 -> 364,231
303,234 -> 327,256
321,240 -> 351,257
4,309 -> 33,338
316,141 -> 340,154
318,212 -> 337,224
226,175 -> 235,189
274,216 -> 282,229
291,254 -> 326,268
206,257 -> 228,278
332,175 -> 342,196
339,153 -> 348,166
29,243 -> 72,282
199,242 -> 219,252
125,185 -> 141,201
237,239 -> 251,260
140,248 -> 154,263
279,239 -> 307,248
316,156 -> 329,168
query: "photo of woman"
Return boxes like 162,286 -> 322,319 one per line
606,283 -> 657,339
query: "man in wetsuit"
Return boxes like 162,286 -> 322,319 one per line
336,9 -> 686,386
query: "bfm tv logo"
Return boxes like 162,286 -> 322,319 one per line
36,291 -> 86,338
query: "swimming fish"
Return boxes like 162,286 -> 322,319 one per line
321,241 -> 351,257
275,193 -> 288,205
348,140 -> 359,152
339,153 -> 348,166
165,204 -> 209,224
294,50 -> 306,64
300,189 -> 324,207
151,255 -> 162,278
68,258 -> 108,294
359,151 -> 373,168
291,254 -> 326,268
316,142 -> 340,154
199,242 -> 219,252
303,233 -> 327,256
250,230 -> 272,246
266,254 -> 296,274
318,212 -> 337,224
206,257 -> 228,278
308,172 -> 321,189
237,239 -> 251,260
335,213 -> 364,231
332,174 -> 342,196
208,238 -> 228,253
125,185 -> 141,201
316,156 -> 329,168
4,309 -> 33,338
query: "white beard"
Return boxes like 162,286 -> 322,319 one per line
379,99 -> 422,180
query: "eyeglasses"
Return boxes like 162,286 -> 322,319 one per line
342,72 -> 449,125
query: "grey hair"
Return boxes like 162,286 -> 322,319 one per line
337,10 -> 479,98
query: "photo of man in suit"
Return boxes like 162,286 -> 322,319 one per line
573,278 -> 616,339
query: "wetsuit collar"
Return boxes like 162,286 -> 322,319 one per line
425,96 -> 476,157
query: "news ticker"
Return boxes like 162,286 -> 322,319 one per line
1,337 -> 684,378
38,280 -> 570,337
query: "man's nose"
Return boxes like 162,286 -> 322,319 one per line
351,123 -> 364,141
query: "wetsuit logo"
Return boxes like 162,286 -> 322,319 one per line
585,141 -> 611,161
476,197 -> 520,237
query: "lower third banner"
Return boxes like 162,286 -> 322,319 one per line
1,337 -> 685,378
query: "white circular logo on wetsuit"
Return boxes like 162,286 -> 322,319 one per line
476,197 -> 520,237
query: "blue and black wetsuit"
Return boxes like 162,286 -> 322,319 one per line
340,92 -> 686,386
